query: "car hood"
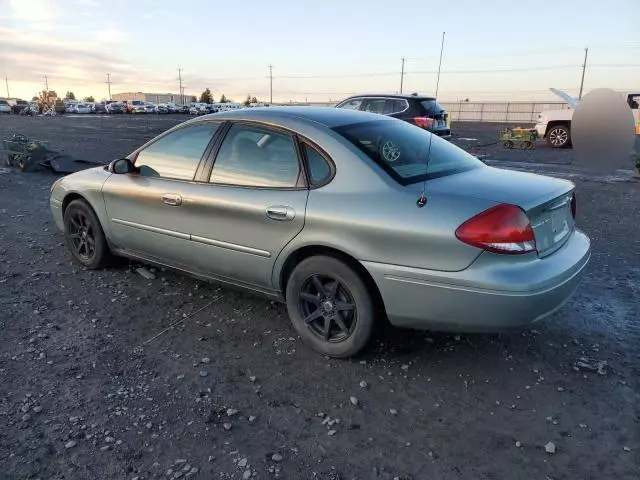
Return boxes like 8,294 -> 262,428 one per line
425,165 -> 573,211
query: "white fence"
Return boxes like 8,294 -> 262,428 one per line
274,100 -> 573,124
438,101 -> 571,124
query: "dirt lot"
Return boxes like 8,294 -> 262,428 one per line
0,114 -> 639,480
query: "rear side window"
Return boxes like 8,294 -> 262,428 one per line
302,143 -> 331,186
363,99 -> 387,114
337,98 -> 363,110
333,119 -> 481,185
420,100 -> 446,116
135,122 -> 220,180
209,124 -> 300,188
390,99 -> 408,113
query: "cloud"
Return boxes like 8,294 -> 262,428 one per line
9,0 -> 51,23
93,28 -> 129,44
76,0 -> 99,6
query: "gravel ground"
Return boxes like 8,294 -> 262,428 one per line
0,114 -> 639,480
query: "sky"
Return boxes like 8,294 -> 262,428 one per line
0,0 -> 639,103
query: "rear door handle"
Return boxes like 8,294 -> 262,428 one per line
266,205 -> 295,221
162,193 -> 182,206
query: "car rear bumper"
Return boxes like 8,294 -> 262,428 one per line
363,229 -> 590,332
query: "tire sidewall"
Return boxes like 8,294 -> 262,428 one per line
286,256 -> 375,358
63,200 -> 109,269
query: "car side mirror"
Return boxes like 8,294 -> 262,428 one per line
111,158 -> 135,174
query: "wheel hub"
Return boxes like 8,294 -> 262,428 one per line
321,300 -> 334,314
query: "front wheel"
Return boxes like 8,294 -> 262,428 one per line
63,199 -> 113,269
286,256 -> 376,358
546,124 -> 571,148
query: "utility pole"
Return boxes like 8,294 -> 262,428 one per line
43,75 -> 49,92
106,73 -> 112,100
4,77 -> 9,98
578,47 -> 588,100
178,68 -> 183,104
435,32 -> 445,98
268,64 -> 273,104
400,57 -> 405,94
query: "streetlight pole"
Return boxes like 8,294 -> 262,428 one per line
400,57 -> 405,94
435,32 -> 445,98
578,47 -> 588,100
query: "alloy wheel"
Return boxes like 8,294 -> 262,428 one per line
67,211 -> 96,261
298,274 -> 357,343
549,127 -> 568,147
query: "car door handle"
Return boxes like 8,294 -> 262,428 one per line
162,193 -> 182,206
266,205 -> 295,221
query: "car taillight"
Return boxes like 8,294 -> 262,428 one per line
414,117 -> 434,129
455,204 -> 536,254
570,192 -> 576,219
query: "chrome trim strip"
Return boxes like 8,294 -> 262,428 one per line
111,218 -> 190,240
191,234 -> 271,258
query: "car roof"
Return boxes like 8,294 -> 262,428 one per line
342,93 -> 436,101
196,106 -> 393,128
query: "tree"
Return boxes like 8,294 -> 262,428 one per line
65,91 -> 76,100
32,96 -> 38,101
243,94 -> 252,106
219,94 -> 228,103
84,96 -> 95,102
250,96 -> 258,104
189,95 -> 197,103
199,88 -> 212,104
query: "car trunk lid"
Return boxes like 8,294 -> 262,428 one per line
427,166 -> 575,257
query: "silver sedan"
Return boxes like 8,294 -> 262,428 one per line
49,107 -> 591,357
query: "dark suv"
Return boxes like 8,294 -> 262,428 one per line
335,93 -> 451,137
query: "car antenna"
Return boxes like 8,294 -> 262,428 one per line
417,31 -> 445,209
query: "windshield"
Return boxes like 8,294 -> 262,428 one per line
333,119 -> 482,185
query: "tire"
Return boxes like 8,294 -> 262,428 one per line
63,199 -> 113,269
285,255 -> 376,358
546,124 -> 571,148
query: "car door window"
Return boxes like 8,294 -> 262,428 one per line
134,122 -> 220,180
303,143 -> 332,186
337,98 -> 364,110
209,124 -> 300,188
363,99 -> 387,114
390,99 -> 408,114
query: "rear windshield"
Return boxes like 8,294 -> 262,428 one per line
420,100 -> 446,116
333,119 -> 481,185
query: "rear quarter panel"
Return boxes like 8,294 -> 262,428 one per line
268,121 -> 493,281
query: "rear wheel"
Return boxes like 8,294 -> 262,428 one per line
286,256 -> 375,358
63,199 -> 113,269
546,124 -> 571,148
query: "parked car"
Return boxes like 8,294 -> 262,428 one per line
189,104 -> 207,115
49,107 -> 590,358
94,102 -> 108,114
65,104 -> 76,113
165,103 -> 178,113
10,99 -> 29,114
178,105 -> 190,114
125,100 -> 145,113
73,103 -> 93,114
107,102 -> 125,114
336,93 -> 451,138
131,103 -> 147,114
144,103 -> 156,114
155,104 -> 169,114
0,99 -> 11,114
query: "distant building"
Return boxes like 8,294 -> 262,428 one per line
111,92 -> 192,104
